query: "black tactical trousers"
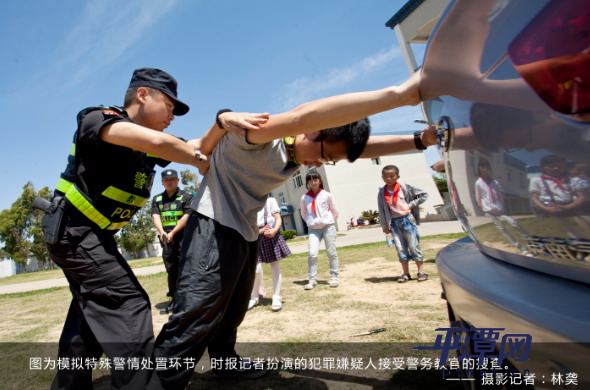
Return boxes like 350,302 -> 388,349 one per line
160,233 -> 182,297
148,213 -> 259,390
47,224 -> 154,390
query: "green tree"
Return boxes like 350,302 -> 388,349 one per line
361,210 -> 379,224
180,168 -> 199,195
0,182 -> 52,271
117,202 -> 156,259
433,173 -> 448,195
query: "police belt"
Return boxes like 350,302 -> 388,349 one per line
56,178 -> 148,230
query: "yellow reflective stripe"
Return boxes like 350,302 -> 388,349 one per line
105,221 -> 128,230
57,180 -> 110,229
101,186 -> 148,208
146,153 -> 159,158
56,178 -> 72,194
161,211 -> 183,217
56,179 -> 131,230
70,143 -> 76,157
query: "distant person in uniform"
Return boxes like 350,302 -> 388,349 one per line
151,169 -> 193,314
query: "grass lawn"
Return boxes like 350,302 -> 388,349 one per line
0,233 -> 466,390
0,257 -> 164,286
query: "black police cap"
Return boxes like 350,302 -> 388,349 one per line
162,169 -> 179,179
129,68 -> 189,116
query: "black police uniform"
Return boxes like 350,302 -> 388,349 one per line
46,106 -> 171,390
151,188 -> 192,300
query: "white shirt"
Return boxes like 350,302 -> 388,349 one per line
475,177 -> 505,213
256,197 -> 280,228
300,189 -> 339,229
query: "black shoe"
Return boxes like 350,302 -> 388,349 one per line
211,358 -> 268,379
159,300 -> 174,315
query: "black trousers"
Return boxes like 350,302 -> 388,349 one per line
47,224 -> 154,390
148,213 -> 259,390
160,232 -> 182,297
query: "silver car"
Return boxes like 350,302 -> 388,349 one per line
413,0 -> 589,387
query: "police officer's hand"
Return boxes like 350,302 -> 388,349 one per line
194,153 -> 210,175
218,112 -> 270,136
166,231 -> 175,243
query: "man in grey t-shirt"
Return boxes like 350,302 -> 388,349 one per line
149,73 -> 439,389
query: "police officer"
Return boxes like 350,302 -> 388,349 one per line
44,68 -> 212,390
151,169 -> 192,314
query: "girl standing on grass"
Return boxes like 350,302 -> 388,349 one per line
248,196 -> 291,312
300,170 -> 340,290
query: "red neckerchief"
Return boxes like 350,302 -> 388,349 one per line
306,188 -> 323,216
541,174 -> 567,191
481,176 -> 496,203
383,183 -> 401,207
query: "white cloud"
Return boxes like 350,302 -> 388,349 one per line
276,46 -> 401,110
16,0 -> 181,97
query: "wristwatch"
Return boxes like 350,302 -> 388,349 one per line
195,150 -> 202,161
216,109 -> 233,129
413,130 -> 427,150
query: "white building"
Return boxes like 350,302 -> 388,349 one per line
270,131 -> 444,235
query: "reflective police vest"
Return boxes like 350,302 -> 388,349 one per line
153,190 -> 189,231
55,106 -> 160,231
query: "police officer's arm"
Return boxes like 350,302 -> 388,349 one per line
151,199 -> 167,238
99,122 -> 209,174
166,214 -> 189,243
221,71 -> 421,145
152,212 -> 167,238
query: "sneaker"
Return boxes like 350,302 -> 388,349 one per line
211,357 -> 268,379
329,278 -> 339,288
271,296 -> 282,312
247,297 -> 259,311
304,281 -> 317,290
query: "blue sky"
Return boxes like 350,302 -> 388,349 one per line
0,0 -> 436,212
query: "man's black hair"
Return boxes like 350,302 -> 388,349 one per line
320,117 -> 371,162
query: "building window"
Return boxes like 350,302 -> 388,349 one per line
279,192 -> 286,204
371,158 -> 381,165
292,170 -> 303,188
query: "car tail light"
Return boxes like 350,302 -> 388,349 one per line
507,0 -> 590,116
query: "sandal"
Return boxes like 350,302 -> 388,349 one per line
398,273 -> 410,283
417,272 -> 429,282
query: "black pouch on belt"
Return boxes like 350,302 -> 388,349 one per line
33,196 -> 66,244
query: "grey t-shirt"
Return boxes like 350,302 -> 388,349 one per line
193,132 -> 299,241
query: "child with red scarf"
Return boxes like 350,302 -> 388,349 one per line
377,165 -> 428,283
530,154 -> 590,238
300,170 -> 340,289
